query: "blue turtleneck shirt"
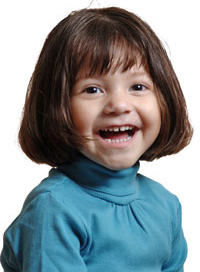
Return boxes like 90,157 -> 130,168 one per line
1,156 -> 187,271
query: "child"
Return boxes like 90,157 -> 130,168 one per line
1,6 -> 193,272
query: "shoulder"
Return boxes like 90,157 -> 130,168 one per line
23,168 -> 84,209
136,173 -> 184,241
5,169 -> 88,235
2,170 -> 89,271
137,173 -> 181,212
4,169 -> 88,243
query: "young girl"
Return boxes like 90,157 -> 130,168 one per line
1,6 -> 193,272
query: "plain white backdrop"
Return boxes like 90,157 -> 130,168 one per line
0,0 -> 199,271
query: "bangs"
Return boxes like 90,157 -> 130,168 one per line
68,18 -> 147,82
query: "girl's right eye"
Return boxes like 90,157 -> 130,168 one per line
84,86 -> 102,94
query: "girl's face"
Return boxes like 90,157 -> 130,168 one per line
71,65 -> 161,170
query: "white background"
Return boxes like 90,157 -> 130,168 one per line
0,0 -> 199,271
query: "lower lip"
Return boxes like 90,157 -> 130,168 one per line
96,130 -> 138,148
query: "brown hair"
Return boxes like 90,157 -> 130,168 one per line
18,7 -> 193,166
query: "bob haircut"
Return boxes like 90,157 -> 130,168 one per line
19,7 -> 193,167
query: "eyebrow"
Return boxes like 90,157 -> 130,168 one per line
130,70 -> 148,76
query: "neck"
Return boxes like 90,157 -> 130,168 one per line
57,154 -> 140,204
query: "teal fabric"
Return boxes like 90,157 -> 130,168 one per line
1,155 -> 187,271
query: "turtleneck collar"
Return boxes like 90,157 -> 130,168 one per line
57,154 -> 140,205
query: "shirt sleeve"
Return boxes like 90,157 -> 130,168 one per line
1,192 -> 89,272
162,199 -> 187,272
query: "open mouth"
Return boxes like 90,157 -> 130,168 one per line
98,125 -> 136,143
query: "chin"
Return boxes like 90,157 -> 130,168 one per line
81,151 -> 139,170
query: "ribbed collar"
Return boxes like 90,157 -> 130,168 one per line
57,155 -> 140,205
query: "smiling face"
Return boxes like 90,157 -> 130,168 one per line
71,65 -> 161,170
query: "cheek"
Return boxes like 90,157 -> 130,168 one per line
140,97 -> 161,135
71,100 -> 85,132
71,99 -> 96,135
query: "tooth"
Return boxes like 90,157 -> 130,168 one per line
109,128 -> 113,132
120,126 -> 126,131
114,127 -> 119,132
112,139 -> 116,142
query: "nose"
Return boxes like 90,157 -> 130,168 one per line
103,91 -> 133,115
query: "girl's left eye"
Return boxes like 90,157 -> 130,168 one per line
130,84 -> 146,91
84,86 -> 102,94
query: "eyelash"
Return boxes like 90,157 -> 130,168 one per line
84,84 -> 147,94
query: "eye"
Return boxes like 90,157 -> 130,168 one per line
84,86 -> 102,94
130,84 -> 146,91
